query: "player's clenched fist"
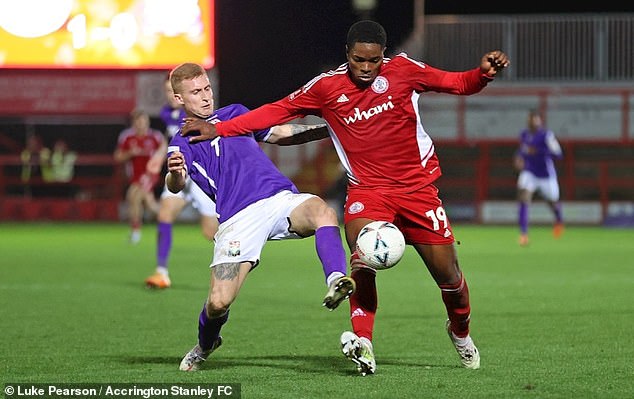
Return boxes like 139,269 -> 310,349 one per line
481,50 -> 510,77
167,151 -> 185,171
165,151 -> 187,194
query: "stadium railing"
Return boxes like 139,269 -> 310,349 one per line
0,154 -> 123,221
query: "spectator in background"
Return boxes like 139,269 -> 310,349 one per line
513,109 -> 564,246
21,134 -> 49,183
39,138 -> 79,197
114,109 -> 166,244
20,134 -> 50,197
46,138 -> 77,183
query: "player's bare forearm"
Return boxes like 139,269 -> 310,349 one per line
146,142 -> 167,174
267,123 -> 329,146
166,170 -> 186,193
113,149 -> 130,163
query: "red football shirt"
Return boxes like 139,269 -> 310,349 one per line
217,53 -> 492,191
116,128 -> 164,183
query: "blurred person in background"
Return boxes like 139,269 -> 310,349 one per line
21,134 -> 49,182
46,138 -> 77,183
40,138 -> 79,197
145,75 -> 218,289
114,109 -> 166,244
20,134 -> 50,197
513,109 -> 564,246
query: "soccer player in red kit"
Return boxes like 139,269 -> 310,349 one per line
114,109 -> 166,244
181,20 -> 509,375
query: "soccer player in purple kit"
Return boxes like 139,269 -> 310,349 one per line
165,63 -> 356,371
513,109 -> 564,246
145,77 -> 218,289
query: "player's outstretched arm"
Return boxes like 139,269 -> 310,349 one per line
481,50 -> 510,77
267,124 -> 329,146
180,118 -> 218,142
146,138 -> 168,174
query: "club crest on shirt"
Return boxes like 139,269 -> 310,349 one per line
348,201 -> 365,214
371,76 -> 389,94
228,241 -> 241,256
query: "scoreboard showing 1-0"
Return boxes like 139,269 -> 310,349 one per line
0,0 -> 214,69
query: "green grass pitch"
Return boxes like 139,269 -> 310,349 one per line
1,222 -> 632,398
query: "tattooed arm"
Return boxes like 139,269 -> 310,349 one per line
266,123 -> 330,146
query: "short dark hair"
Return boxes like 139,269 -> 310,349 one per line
346,20 -> 387,49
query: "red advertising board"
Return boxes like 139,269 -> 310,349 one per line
0,70 -> 136,115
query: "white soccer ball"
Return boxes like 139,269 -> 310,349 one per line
355,221 -> 405,270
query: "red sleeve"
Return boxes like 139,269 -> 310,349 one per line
118,136 -> 130,151
397,55 -> 492,95
216,99 -> 305,137
418,65 -> 492,95
429,66 -> 492,94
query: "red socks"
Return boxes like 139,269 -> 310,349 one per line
349,253 -> 472,341
349,254 -> 377,341
439,273 -> 471,338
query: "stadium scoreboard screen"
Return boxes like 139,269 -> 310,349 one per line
0,0 -> 214,69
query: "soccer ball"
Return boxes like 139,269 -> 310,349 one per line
355,221 -> 405,270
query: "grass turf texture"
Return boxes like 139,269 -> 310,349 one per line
1,222 -> 632,398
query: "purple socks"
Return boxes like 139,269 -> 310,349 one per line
157,222 -> 172,267
315,225 -> 347,283
519,202 -> 528,234
198,304 -> 229,351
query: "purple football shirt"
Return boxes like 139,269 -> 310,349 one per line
167,104 -> 298,223
159,104 -> 187,139
518,128 -> 562,178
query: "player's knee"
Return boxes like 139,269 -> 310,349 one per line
201,217 -> 218,240
314,203 -> 338,225
202,231 -> 215,241
205,299 -> 230,319
435,266 -> 463,287
201,224 -> 216,241
157,209 -> 174,223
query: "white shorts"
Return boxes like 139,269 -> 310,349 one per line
211,190 -> 316,267
160,178 -> 217,217
517,171 -> 560,202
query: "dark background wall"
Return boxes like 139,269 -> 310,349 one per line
214,0 -> 633,108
